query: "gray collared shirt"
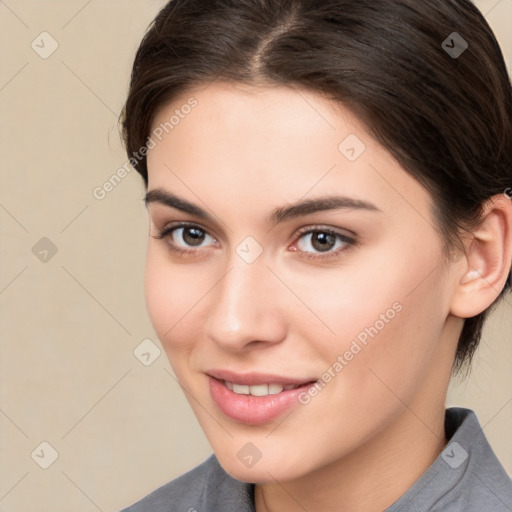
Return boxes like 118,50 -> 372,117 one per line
120,407 -> 512,511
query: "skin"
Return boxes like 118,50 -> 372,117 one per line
144,81 -> 512,512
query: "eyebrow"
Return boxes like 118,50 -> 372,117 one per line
144,188 -> 381,225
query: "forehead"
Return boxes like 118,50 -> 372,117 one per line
150,81 -> 359,147
147,81 -> 434,227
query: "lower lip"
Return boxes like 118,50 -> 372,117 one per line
208,376 -> 316,425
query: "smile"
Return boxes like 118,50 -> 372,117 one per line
224,381 -> 304,396
207,372 -> 318,425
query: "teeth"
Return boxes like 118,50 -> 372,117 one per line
232,383 -> 250,394
226,381 -> 301,396
268,384 -> 285,394
247,384 -> 270,396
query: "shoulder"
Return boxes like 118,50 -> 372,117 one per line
388,407 -> 512,512
442,407 -> 512,511
119,454 -> 215,512
119,454 -> 254,512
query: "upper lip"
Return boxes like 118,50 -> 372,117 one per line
206,369 -> 317,386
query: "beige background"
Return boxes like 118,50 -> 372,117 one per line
0,1 -> 511,511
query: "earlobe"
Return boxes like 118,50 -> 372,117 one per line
450,194 -> 512,319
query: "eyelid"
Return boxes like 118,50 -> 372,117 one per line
293,224 -> 356,241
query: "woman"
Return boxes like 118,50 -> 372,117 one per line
119,0 -> 512,510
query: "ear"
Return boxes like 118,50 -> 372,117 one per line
450,193 -> 512,319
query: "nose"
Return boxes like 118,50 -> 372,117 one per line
205,257 -> 288,353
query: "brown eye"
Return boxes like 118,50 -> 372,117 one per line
181,227 -> 206,246
309,232 -> 337,252
295,227 -> 356,260
153,223 -> 217,255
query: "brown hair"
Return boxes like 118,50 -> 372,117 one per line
120,0 -> 512,375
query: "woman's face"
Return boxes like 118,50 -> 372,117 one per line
145,82 -> 460,482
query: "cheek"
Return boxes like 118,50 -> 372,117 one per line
274,250 -> 429,352
328,259 -> 449,413
289,242 -> 449,389
144,247 -> 210,354
369,266 -> 449,379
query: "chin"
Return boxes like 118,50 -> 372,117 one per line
212,443 -> 314,484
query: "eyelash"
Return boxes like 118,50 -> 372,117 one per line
151,222 -> 357,261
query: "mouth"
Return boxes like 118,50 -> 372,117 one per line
206,370 -> 318,425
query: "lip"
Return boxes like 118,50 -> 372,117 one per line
206,369 -> 316,386
206,370 -> 318,425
